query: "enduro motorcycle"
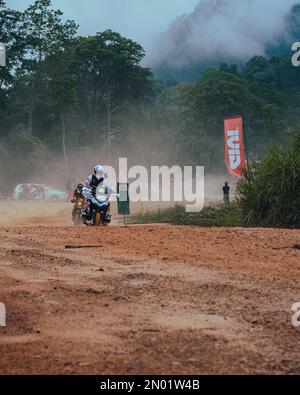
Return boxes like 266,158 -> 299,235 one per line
72,197 -> 86,226
83,186 -> 112,226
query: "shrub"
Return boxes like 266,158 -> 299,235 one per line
237,133 -> 300,228
132,204 -> 243,227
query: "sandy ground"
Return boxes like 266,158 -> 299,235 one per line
0,202 -> 300,374
0,200 -> 180,226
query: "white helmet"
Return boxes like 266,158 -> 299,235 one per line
94,165 -> 105,180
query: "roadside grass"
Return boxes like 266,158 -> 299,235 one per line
131,204 -> 244,227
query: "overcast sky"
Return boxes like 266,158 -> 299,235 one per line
6,0 -> 200,50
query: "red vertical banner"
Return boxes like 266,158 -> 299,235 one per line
224,116 -> 246,178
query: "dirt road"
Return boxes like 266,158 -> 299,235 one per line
1,202 -> 300,374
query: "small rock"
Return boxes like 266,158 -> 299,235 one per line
207,309 -> 217,315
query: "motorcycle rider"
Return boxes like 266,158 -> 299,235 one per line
86,165 -> 105,194
85,165 -> 106,223
71,183 -> 86,221
85,165 -> 118,225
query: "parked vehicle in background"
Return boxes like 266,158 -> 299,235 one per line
13,184 -> 67,201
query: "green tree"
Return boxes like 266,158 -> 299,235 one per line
0,1 -> 26,136
44,48 -> 77,174
20,0 -> 78,136
72,30 -> 153,163
0,0 -> 25,86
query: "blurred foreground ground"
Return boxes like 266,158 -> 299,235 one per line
0,201 -> 300,374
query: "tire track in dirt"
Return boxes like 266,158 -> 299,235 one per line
1,224 -> 300,374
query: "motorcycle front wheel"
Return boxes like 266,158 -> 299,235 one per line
94,212 -> 101,226
73,214 -> 82,226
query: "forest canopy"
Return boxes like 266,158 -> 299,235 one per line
0,0 -> 299,194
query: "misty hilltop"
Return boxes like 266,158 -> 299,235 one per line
151,0 -> 300,82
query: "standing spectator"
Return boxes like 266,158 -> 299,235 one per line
33,185 -> 45,200
22,184 -> 31,200
223,182 -> 230,205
